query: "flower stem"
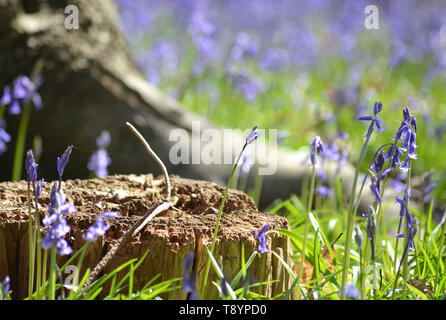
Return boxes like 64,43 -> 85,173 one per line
341,133 -> 372,293
295,157 -> 317,299
27,185 -> 35,298
12,102 -> 32,181
200,148 -> 244,298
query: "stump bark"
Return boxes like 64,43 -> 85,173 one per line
0,174 -> 292,299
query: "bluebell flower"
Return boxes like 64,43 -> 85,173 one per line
357,101 -> 384,138
372,150 -> 385,174
245,126 -> 260,146
342,284 -> 360,299
1,276 -> 10,299
406,213 -> 418,253
0,121 -> 11,156
36,178 -> 45,198
83,211 -> 118,242
3,75 -> 43,114
42,190 -> 76,256
315,185 -> 331,198
309,136 -> 324,167
400,157 -> 410,173
88,131 -> 112,178
391,146 -> 401,167
25,149 -> 38,183
182,253 -> 198,300
48,188 -> 77,215
395,197 -> 406,217
1,85 -> 12,105
370,181 -> 382,203
255,223 -> 269,254
57,145 -> 73,182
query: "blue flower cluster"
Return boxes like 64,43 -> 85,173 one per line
0,75 -> 42,156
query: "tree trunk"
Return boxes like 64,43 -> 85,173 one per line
0,174 -> 293,299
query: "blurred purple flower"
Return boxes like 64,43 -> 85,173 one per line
1,276 -> 10,299
342,284 -> 360,299
0,121 -> 11,156
88,131 -> 112,178
315,185 -> 331,198
182,252 -> 199,299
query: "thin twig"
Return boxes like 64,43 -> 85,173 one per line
82,122 -> 173,289
125,122 -> 171,201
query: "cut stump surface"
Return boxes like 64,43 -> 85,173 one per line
0,174 -> 292,299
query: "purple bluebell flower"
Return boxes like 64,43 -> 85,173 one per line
410,116 -> 417,133
255,223 -> 269,254
245,126 -> 260,146
25,149 -> 38,183
372,150 -> 385,174
0,121 -> 11,156
1,85 -> 11,105
182,253 -> 198,300
83,211 -> 118,242
310,136 -> 324,167
3,75 -> 43,114
1,276 -> 10,299
342,284 -> 360,299
57,145 -> 73,182
370,181 -> 382,203
391,146 -> 401,167
42,190 -> 76,256
400,157 -> 410,173
48,189 -> 77,215
407,216 -> 418,253
407,131 -> 417,159
88,131 -> 112,178
395,197 -> 406,217
36,178 -> 45,198
315,185 -> 331,198
357,101 -> 384,138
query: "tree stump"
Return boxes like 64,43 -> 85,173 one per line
0,174 -> 292,299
